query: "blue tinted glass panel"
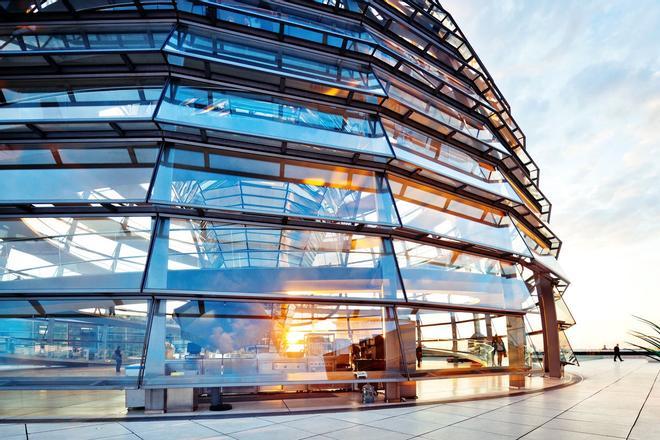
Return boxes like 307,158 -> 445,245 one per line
0,145 -> 157,203
143,299 -> 403,387
165,27 -> 385,95
0,24 -> 171,53
150,147 -> 399,225
394,240 -> 531,311
388,175 -> 530,256
0,84 -> 162,123
156,84 -> 392,156
0,217 -> 152,292
145,218 -> 404,301
0,299 -> 149,388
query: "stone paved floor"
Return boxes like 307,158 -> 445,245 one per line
0,358 -> 658,439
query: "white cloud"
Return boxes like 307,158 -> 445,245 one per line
443,0 -> 660,348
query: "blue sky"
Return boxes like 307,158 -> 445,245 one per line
442,0 -> 660,348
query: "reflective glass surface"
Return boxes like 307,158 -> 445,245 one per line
0,82 -> 162,123
380,75 -> 508,154
150,146 -> 399,225
397,308 -> 528,374
0,24 -> 171,53
143,299 -> 403,387
0,299 -> 149,388
394,240 -> 531,311
0,145 -> 158,203
388,175 -> 531,255
0,217 -> 152,292
382,119 -> 521,202
177,0 -> 376,52
156,83 -> 392,156
559,330 -> 578,365
165,26 -> 385,96
145,218 -> 404,301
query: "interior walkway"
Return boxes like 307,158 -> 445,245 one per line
0,358 -> 658,439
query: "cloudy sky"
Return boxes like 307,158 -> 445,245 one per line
442,0 -> 660,349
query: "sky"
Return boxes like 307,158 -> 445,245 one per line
442,0 -> 660,349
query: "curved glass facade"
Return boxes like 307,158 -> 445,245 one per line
0,0 -> 574,407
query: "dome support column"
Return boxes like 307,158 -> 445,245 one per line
536,274 -> 562,378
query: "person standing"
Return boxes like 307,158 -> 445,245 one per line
494,336 -> 507,366
416,343 -> 423,368
613,343 -> 624,362
113,346 -> 123,373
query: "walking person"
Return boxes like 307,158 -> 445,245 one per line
113,346 -> 123,373
416,343 -> 423,368
494,335 -> 507,366
613,343 -> 624,362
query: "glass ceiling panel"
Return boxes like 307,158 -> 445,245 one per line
165,26 -> 385,96
150,146 -> 399,225
394,239 -> 531,311
145,218 -> 404,301
0,24 -> 171,53
0,144 -> 158,204
0,81 -> 163,124
0,299 -> 149,389
388,175 -> 531,256
382,119 -> 521,202
0,217 -> 152,292
156,83 -> 392,156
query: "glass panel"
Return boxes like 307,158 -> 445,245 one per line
145,218 -> 404,301
156,83 -> 392,156
0,145 -> 157,203
388,175 -> 531,255
150,146 -> 399,225
397,308 -> 527,375
382,119 -> 521,202
0,217 -> 152,292
0,81 -> 162,123
559,330 -> 578,365
165,26 -> 385,96
0,299 -> 149,388
556,297 -> 576,329
394,239 -> 531,311
143,299 -> 404,387
0,24 -> 171,53
380,75 -> 508,154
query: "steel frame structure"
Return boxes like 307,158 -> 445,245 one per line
0,0 -> 575,399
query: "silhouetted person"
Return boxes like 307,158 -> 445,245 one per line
613,344 -> 624,362
113,346 -> 123,373
416,343 -> 423,368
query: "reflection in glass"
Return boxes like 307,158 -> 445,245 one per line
155,83 -> 392,156
559,330 -> 579,365
165,26 -> 385,96
0,217 -> 152,292
0,82 -> 162,123
394,239 -> 530,310
0,24 -> 170,53
397,308 -> 527,374
382,119 -> 521,202
0,145 -> 158,203
0,299 -> 149,388
150,146 -> 398,225
145,218 -> 404,301
143,300 -> 403,387
388,175 -> 530,255
380,75 -> 508,154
